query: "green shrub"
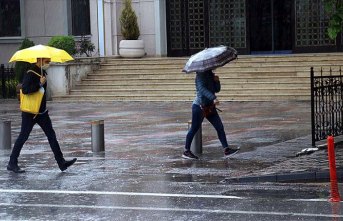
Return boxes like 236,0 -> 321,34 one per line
120,0 -> 140,40
77,35 -> 95,57
6,78 -> 19,98
48,36 -> 76,55
0,74 -> 18,98
14,38 -> 35,82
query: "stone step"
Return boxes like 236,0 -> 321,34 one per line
85,73 -> 310,80
75,82 -> 309,90
97,62 -> 342,71
91,72 -> 307,78
89,70 -> 303,76
93,67 -> 336,77
69,88 -> 309,96
81,76 -> 309,83
94,68 -> 305,74
53,94 -> 310,102
103,53 -> 343,64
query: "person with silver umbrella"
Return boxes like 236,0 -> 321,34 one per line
182,45 -> 239,159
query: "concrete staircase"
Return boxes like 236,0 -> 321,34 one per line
52,53 -> 343,102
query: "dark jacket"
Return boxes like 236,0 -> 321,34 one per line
21,65 -> 47,113
193,70 -> 221,106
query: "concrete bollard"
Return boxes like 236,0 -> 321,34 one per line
91,120 -> 105,152
188,120 -> 202,154
0,121 -> 11,150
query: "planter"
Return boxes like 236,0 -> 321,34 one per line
119,39 -> 145,58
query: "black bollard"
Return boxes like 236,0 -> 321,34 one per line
188,120 -> 202,154
0,121 -> 11,149
91,120 -> 105,152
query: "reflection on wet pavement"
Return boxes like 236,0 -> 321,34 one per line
1,101 -> 335,220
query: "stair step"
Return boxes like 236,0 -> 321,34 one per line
69,88 -> 309,96
85,75 -> 309,81
75,83 -> 309,90
81,77 -> 309,83
103,53 -> 343,64
96,64 -> 340,73
53,94 -> 310,102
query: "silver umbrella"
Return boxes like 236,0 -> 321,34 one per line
182,45 -> 237,73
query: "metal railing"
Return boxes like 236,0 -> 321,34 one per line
311,67 -> 343,146
0,64 -> 16,99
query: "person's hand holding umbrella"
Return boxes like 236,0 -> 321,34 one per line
214,74 -> 219,82
40,75 -> 47,86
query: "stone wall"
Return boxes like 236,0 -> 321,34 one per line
46,58 -> 100,100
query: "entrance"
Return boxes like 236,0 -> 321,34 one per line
249,0 -> 292,54
166,0 -> 247,57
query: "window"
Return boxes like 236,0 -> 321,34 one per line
0,0 -> 21,37
71,0 -> 91,36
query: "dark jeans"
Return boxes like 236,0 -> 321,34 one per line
9,111 -> 64,165
185,104 -> 229,150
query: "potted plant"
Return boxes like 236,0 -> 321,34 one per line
119,0 -> 145,58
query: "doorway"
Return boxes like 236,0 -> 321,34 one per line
249,0 -> 292,54
166,0 -> 248,56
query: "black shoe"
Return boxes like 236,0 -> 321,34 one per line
58,158 -> 77,171
182,150 -> 199,160
7,164 -> 25,173
224,147 -> 239,158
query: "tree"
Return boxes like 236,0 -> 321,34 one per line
119,0 -> 140,40
324,0 -> 343,39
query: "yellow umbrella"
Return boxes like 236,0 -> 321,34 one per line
9,44 -> 74,63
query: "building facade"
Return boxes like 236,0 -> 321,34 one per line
0,0 -> 167,64
0,0 -> 341,64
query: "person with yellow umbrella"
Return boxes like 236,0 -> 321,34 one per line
7,45 -> 77,173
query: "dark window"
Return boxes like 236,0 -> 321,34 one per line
71,0 -> 91,36
0,0 -> 21,37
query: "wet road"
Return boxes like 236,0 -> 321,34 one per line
0,170 -> 341,221
0,100 -> 342,220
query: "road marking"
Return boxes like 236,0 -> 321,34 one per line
0,189 -> 338,203
288,198 -> 330,202
0,188 -> 243,199
0,203 -> 342,218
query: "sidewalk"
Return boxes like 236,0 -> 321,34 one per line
0,100 -> 341,183
224,135 -> 343,183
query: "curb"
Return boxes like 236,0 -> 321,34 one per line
221,169 -> 343,183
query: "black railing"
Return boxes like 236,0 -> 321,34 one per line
0,64 -> 17,99
311,67 -> 343,146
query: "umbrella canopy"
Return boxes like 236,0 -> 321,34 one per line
9,44 -> 74,63
182,45 -> 237,73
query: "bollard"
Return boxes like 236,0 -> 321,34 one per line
188,120 -> 202,154
91,120 -> 105,152
0,121 -> 11,149
327,136 -> 341,202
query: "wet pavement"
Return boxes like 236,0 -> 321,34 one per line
0,100 -> 343,220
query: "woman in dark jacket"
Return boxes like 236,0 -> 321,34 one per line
7,58 -> 77,173
182,70 -> 239,159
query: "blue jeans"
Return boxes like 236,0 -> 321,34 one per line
9,111 -> 64,165
185,104 -> 229,150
